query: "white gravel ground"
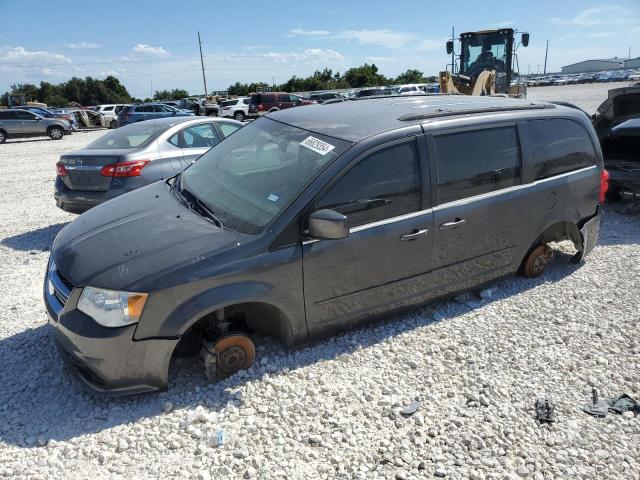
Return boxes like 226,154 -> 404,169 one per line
1,87 -> 639,480
527,81 -> 630,115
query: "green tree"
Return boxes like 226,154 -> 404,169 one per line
395,69 -> 424,84
343,64 -> 389,88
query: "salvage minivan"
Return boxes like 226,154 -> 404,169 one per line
44,95 -> 607,395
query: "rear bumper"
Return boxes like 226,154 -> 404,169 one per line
575,206 -> 602,262
44,268 -> 178,396
54,176 -> 142,213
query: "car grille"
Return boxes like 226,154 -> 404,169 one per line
50,268 -> 73,306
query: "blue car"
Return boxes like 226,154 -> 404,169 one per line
14,106 -> 78,130
118,103 -> 194,126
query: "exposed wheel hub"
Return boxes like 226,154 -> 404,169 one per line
200,333 -> 256,381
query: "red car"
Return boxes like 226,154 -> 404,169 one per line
248,92 -> 315,117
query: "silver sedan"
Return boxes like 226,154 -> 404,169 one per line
54,116 -> 243,213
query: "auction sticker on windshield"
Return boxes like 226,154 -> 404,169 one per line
300,136 -> 335,156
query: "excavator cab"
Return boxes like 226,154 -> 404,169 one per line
440,28 -> 528,97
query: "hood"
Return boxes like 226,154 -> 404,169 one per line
52,182 -> 245,291
592,86 -> 640,140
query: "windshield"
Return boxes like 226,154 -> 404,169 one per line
461,31 -> 509,76
180,118 -> 351,234
85,123 -> 166,149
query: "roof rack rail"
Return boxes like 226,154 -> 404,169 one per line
397,103 -> 553,122
321,92 -> 452,105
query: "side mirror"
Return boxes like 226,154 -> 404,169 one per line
308,209 -> 349,240
446,40 -> 454,55
521,33 -> 529,47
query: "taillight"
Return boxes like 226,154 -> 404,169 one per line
100,160 -> 150,177
257,104 -> 265,111
56,161 -> 68,177
599,169 -> 609,203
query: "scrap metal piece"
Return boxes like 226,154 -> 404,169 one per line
535,397 -> 556,423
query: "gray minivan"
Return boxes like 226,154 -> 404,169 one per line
44,95 -> 606,395
0,109 -> 72,143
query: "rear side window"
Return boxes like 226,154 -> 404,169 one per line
181,123 -> 220,148
435,127 -> 521,204
0,111 -> 18,119
526,119 -> 597,179
103,106 -> 114,111
242,99 -> 250,105
135,106 -> 152,113
219,123 -> 241,137
318,141 -> 421,228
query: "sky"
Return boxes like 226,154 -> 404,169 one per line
0,0 -> 638,98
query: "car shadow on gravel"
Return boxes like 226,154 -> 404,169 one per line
1,223 -> 68,252
0,248 -> 584,449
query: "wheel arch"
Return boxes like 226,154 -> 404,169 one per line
137,281 -> 297,347
518,219 -> 582,270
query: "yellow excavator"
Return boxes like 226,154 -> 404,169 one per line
439,28 -> 529,97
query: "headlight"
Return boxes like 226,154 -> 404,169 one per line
77,286 -> 148,328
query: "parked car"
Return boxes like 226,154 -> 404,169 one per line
219,97 -> 250,121
592,86 -> 640,200
54,116 -> 243,213
395,84 -> 424,95
44,95 -> 605,395
308,92 -> 345,103
117,103 -> 195,126
355,87 -> 398,97
14,105 -> 78,130
247,92 -> 315,117
95,104 -> 129,128
0,109 -> 72,143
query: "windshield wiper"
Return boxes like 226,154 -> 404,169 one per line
177,185 -> 224,229
193,195 -> 224,230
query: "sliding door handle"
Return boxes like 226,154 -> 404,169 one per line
440,218 -> 466,230
400,228 -> 429,241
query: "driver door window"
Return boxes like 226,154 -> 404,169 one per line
317,141 -> 421,228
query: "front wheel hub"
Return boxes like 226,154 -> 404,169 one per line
200,334 -> 256,380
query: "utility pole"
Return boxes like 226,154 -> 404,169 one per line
150,80 -> 153,100
198,32 -> 208,97
629,45 -> 632,59
543,40 -> 549,74
527,64 -> 531,75
536,65 -> 541,74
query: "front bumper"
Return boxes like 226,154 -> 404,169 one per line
44,266 -> 178,396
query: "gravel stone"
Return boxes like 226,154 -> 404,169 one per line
1,86 -> 639,479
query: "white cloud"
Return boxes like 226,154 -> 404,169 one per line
257,48 -> 344,64
132,44 -> 169,57
551,4 -> 636,26
338,29 -> 414,48
417,39 -> 440,51
289,28 -> 331,37
588,31 -> 615,38
67,42 -> 101,49
367,56 -> 393,63
0,46 -> 72,64
490,20 -> 514,28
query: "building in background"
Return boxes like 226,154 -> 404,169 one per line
561,58 -> 625,74
624,57 -> 640,69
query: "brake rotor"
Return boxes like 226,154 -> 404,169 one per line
213,334 -> 256,377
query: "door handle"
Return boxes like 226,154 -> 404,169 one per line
440,218 -> 466,230
400,228 -> 429,241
